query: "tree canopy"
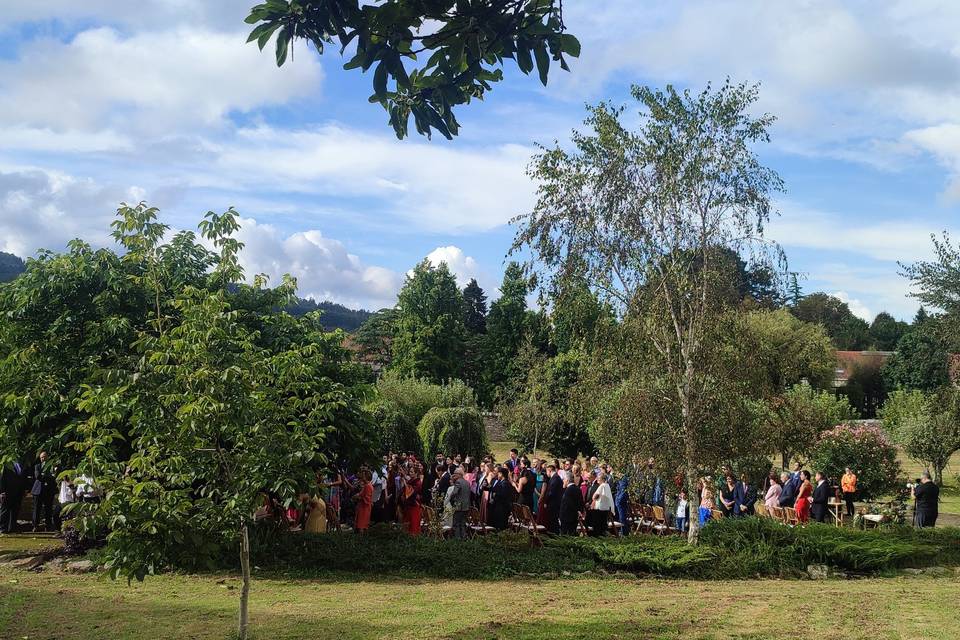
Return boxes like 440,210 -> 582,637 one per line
245,0 -> 581,139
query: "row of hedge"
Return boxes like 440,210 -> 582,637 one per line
241,518 -> 960,580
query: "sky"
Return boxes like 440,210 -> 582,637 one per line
1,1 -> 959,320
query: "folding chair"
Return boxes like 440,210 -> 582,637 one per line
651,505 -> 671,535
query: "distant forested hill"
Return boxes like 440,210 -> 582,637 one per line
286,298 -> 373,332
0,252 -> 25,282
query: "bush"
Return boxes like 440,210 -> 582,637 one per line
810,423 -> 901,500
368,399 -> 422,454
227,518 -> 960,581
699,516 -> 958,573
375,373 -> 477,428
418,407 -> 489,460
247,529 -> 593,579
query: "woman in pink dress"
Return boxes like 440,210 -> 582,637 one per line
764,473 -> 782,510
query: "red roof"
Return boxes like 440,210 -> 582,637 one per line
833,351 -> 893,386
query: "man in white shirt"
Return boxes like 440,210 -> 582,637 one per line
588,471 -> 614,537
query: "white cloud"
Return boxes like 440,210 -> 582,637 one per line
234,218 -> 402,311
423,245 -> 496,294
0,26 -> 322,135
210,124 -> 535,234
768,202 -> 950,263
0,168 -> 135,256
830,291 -> 873,322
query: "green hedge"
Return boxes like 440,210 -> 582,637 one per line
232,518 -> 960,581
369,399 -> 423,454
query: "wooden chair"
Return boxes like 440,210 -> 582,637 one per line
783,506 -> 799,527
651,505 -> 672,535
769,506 -> 784,523
609,510 -> 625,536
711,509 -> 724,521
509,503 -> 524,532
518,505 -> 546,541
754,503 -> 767,518
467,507 -> 494,536
325,504 -> 340,531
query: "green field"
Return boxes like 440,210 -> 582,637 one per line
1,563 -> 959,640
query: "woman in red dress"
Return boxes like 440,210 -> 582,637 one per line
401,465 -> 423,535
353,470 -> 374,533
794,470 -> 813,524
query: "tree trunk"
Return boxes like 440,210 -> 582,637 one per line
781,451 -> 789,471
682,394 -> 699,545
934,464 -> 944,486
238,523 -> 251,640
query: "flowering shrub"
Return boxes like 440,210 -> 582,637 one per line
810,423 -> 902,501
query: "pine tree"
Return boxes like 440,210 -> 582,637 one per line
462,278 -> 488,334
479,262 -> 529,406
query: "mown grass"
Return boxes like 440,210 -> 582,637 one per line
1,566 -> 959,640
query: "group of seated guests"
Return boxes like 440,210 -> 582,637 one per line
696,463 -> 848,526
262,451 -> 861,538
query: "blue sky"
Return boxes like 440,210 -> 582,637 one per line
1,1 -> 959,320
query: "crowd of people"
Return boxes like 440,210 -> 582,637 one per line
269,450 -> 943,537
2,448 -> 942,538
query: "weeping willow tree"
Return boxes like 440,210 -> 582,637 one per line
513,81 -> 784,543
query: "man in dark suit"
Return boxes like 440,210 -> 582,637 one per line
544,464 -> 564,534
810,471 -> 831,523
778,471 -> 798,508
734,474 -> 757,517
488,467 -> 513,530
31,451 -> 57,532
559,474 -> 584,536
0,460 -> 30,533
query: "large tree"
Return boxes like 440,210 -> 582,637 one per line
462,278 -> 488,334
882,325 -> 950,392
513,82 -> 784,543
390,259 -> 465,382
763,383 -> 857,469
790,292 -> 870,350
883,388 -> 960,485
5,204 -> 372,640
245,0 -> 581,139
869,311 -> 909,351
479,262 -> 529,406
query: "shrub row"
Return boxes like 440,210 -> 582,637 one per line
235,519 -> 960,580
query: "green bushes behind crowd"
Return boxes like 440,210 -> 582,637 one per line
241,519 -> 960,580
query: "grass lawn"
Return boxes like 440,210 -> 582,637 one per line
1,564 -> 959,640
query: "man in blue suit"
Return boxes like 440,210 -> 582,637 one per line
734,473 -> 757,517
0,460 -> 30,533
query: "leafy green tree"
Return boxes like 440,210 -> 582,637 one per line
501,347 -> 592,457
390,259 -> 464,382
550,279 -> 610,354
842,359 -> 888,418
882,388 -> 960,485
50,205 -> 373,640
513,82 -> 783,543
462,278 -> 488,334
740,309 -> 836,394
479,262 -> 529,406
882,326 -> 949,391
790,292 -> 870,350
0,204 -> 215,466
245,0 -> 580,139
763,383 -> 857,468
810,424 -> 901,501
353,307 -> 398,369
869,311 -> 909,351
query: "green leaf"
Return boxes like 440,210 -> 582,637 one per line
559,33 -> 581,58
534,43 -> 549,86
373,60 -> 388,98
275,27 -> 291,66
516,45 -> 534,74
